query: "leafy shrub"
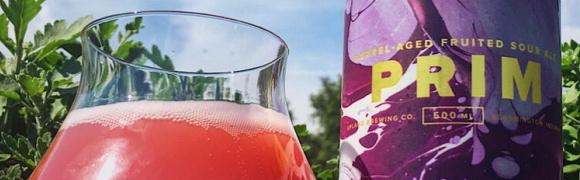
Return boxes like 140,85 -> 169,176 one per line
0,0 -> 90,178
563,40 -> 580,180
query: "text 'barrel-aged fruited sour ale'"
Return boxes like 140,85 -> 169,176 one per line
341,0 -> 561,179
31,101 -> 313,179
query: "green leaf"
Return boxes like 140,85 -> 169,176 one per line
563,42 -> 570,51
317,170 -> 333,179
16,135 -> 32,157
113,40 -> 137,59
301,144 -> 311,152
1,132 -> 17,149
118,17 -> 143,43
564,124 -> 578,140
566,151 -> 580,161
150,74 -> 175,99
0,0 -> 45,46
564,86 -> 580,105
564,164 -> 580,173
18,74 -> 44,96
0,14 -> 15,53
294,124 -> 309,138
0,58 -> 16,75
562,51 -> 573,67
36,51 -> 64,71
0,78 -> 20,100
573,47 -> 580,59
50,69 -> 76,89
1,164 -> 22,179
35,132 -> 51,157
125,17 -> 143,32
93,20 -> 119,53
52,78 -> 74,89
0,154 -> 9,161
60,41 -> 82,59
0,96 -> 5,117
49,98 -> 67,121
326,157 -> 338,165
0,90 -> 19,101
0,133 -> 37,168
30,16 -> 92,60
144,45 -> 174,70
99,20 -> 118,41
58,58 -> 82,76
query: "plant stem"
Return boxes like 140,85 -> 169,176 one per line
568,114 -> 580,124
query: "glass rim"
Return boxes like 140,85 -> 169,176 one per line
81,10 -> 289,76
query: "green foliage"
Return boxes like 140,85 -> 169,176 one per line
0,0 -> 88,178
144,45 -> 175,70
294,123 -> 339,180
563,39 -> 580,180
312,157 -> 338,180
31,16 -> 91,61
0,0 -> 44,54
0,164 -> 23,180
310,77 -> 341,139
0,15 -> 14,54
294,76 -> 341,180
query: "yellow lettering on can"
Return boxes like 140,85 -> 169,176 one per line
372,60 -> 403,102
501,57 -> 541,104
417,55 -> 456,98
471,55 -> 486,97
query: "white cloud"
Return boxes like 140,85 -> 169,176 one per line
561,0 -> 580,42
562,0 -> 580,27
562,26 -> 580,42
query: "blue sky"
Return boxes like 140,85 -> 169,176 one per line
30,0 -> 579,132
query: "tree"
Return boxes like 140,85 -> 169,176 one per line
308,76 -> 340,162
295,76 -> 341,180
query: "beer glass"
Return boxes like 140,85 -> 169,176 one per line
30,11 -> 314,180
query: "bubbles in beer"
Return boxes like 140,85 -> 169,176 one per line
62,101 -> 292,136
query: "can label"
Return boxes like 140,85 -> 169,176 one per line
340,0 -> 562,179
